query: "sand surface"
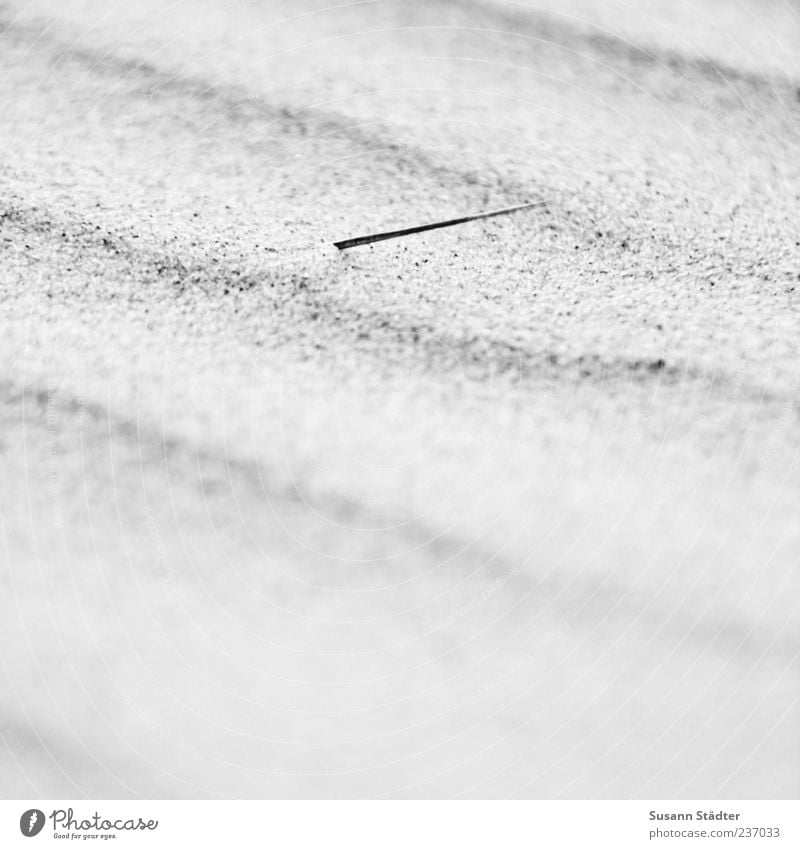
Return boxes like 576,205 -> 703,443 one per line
1,0 -> 799,798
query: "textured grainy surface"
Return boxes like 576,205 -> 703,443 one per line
0,0 -> 798,799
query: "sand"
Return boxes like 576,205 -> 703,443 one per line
1,0 -> 798,798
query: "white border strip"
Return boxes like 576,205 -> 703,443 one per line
2,800 -> 799,848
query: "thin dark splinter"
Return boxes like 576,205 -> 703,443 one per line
333,200 -> 548,250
